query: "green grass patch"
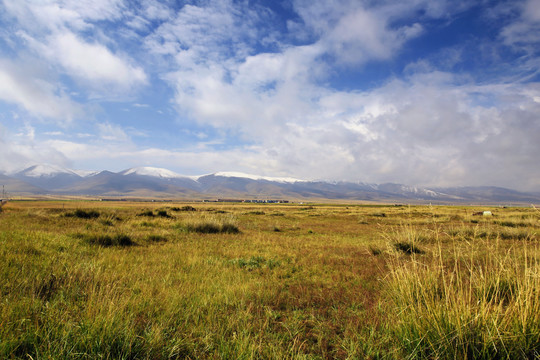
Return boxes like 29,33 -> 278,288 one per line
229,256 -> 281,270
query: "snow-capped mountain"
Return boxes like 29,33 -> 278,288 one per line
72,170 -> 100,177
120,167 -> 197,180
13,165 -> 83,190
1,164 -> 539,203
210,171 -> 305,184
14,164 -> 80,178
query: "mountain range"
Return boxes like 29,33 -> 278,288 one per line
1,164 -> 539,204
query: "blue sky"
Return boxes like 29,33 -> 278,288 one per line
1,0 -> 539,190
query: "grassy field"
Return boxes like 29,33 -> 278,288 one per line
0,201 -> 539,359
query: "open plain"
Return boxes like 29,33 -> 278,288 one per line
1,201 -> 539,359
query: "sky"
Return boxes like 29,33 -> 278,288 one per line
0,0 -> 539,191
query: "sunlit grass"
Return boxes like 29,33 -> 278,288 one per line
0,201 -> 539,358
385,217 -> 540,359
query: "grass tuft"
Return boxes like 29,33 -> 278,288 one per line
76,233 -> 135,247
137,210 -> 155,217
185,223 -> 240,234
156,210 -> 172,218
180,214 -> 240,234
369,246 -> 382,256
146,234 -> 168,242
65,209 -> 100,219
393,241 -> 424,254
174,205 -> 197,212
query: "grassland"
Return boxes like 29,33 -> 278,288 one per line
0,201 -> 539,359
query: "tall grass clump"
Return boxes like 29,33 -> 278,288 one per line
65,209 -> 100,219
76,233 -> 135,247
180,214 -> 240,234
383,221 -> 432,255
386,226 -> 540,359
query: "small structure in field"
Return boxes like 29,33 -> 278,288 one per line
472,210 -> 493,216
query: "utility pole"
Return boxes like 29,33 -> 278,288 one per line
1,185 -> 5,208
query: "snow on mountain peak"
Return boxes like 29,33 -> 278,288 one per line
121,167 -> 186,179
72,169 -> 99,177
20,164 -> 78,178
212,171 -> 304,183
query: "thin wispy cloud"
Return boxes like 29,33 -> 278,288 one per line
0,0 -> 539,190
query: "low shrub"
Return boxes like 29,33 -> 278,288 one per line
180,215 -> 240,234
137,210 -> 155,217
188,223 -> 221,234
156,210 -> 172,218
76,233 -> 135,247
66,209 -> 100,219
220,223 -> 240,234
369,246 -> 382,256
393,241 -> 424,254
173,205 -> 197,212
185,223 -> 239,234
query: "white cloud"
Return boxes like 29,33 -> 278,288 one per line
169,67 -> 540,190
20,31 -> 147,95
97,123 -> 130,142
498,0 -> 540,46
3,0 -> 147,99
0,126 -> 72,173
321,8 -> 423,64
53,32 -> 146,89
2,0 -> 125,31
152,0 -> 462,142
0,59 -> 82,122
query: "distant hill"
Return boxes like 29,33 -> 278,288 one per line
0,174 -> 45,195
1,165 -> 539,204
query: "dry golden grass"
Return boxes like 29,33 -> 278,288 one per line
0,201 -> 538,359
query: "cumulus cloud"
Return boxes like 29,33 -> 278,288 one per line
42,32 -> 147,91
0,125 -> 73,173
150,0 -> 469,139
498,0 -> 540,47
3,0 -> 147,99
0,58 -> 82,122
97,123 -> 131,142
